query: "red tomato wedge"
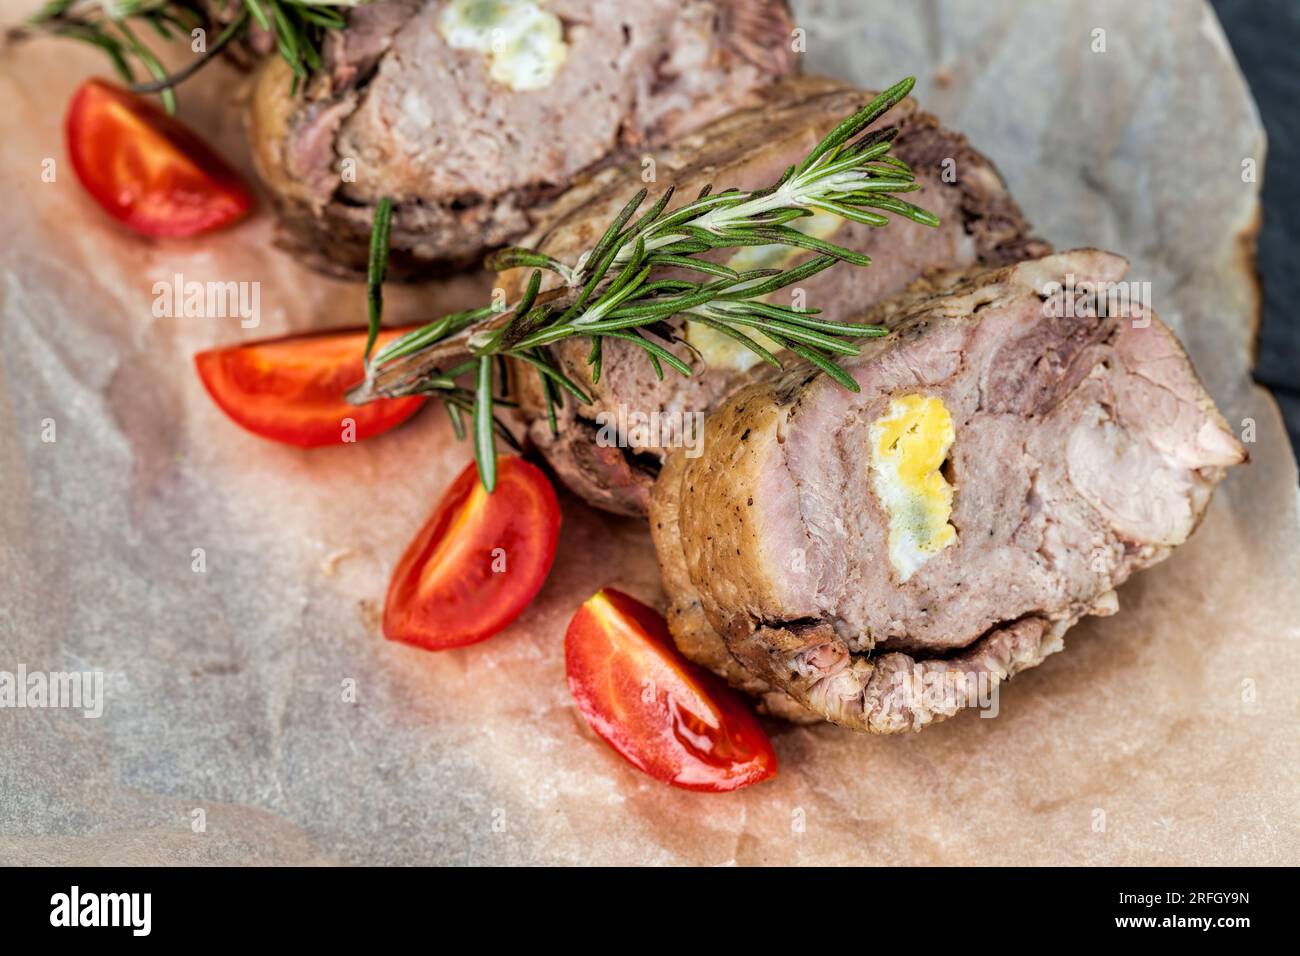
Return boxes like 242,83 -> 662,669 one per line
384,457 -> 561,650
565,589 -> 778,792
195,327 -> 426,447
65,79 -> 253,237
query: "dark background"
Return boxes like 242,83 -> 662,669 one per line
1212,0 -> 1300,463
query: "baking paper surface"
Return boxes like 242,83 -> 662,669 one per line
1,0 -> 1297,864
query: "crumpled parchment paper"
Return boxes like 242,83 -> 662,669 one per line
1,0 -> 1297,865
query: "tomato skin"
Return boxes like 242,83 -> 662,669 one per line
565,589 -> 778,792
383,457 -> 561,650
195,327 -> 426,447
65,79 -> 252,237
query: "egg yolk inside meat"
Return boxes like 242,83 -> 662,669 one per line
869,394 -> 958,581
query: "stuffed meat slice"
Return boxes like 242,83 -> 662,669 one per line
650,250 -> 1245,731
249,0 -> 797,276
505,76 -> 1048,515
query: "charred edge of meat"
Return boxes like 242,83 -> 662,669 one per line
728,613 -> 1073,733
523,412 -> 662,518
269,179 -> 569,280
891,112 -> 1052,266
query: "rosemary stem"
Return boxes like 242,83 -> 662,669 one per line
126,8 -> 249,94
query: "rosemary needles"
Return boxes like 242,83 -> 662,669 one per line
18,0 -> 359,110
355,76 -> 938,491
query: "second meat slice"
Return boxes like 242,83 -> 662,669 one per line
504,76 -> 1049,515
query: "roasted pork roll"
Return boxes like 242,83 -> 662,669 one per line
504,76 -> 1048,515
248,0 -> 798,276
649,250 -> 1245,731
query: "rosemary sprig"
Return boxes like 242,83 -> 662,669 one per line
351,77 -> 938,491
363,194 -> 392,366
14,0 -> 362,111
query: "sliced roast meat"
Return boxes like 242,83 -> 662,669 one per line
247,0 -> 797,277
649,250 -> 1245,731
504,75 -> 1049,515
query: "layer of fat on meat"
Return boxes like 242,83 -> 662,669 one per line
439,0 -> 568,92
869,394 -> 958,582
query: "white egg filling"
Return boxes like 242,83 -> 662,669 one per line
439,0 -> 568,92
